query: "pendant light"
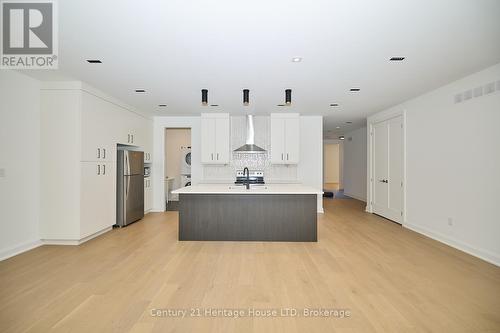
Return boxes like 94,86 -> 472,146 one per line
201,89 -> 208,106
243,89 -> 249,105
285,89 -> 292,105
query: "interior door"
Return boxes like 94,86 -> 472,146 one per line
373,121 -> 389,217
372,115 -> 403,223
387,116 -> 403,221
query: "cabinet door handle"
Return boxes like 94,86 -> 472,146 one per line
217,153 -> 219,160
128,134 -> 130,143
97,148 -> 100,159
103,164 -> 106,175
103,149 -> 106,159
211,153 -> 213,160
287,153 -> 289,160
97,164 -> 100,175
131,135 -> 134,143
281,153 -> 284,161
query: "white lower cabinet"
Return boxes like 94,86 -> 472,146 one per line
80,162 -> 115,238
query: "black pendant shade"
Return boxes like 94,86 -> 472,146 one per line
285,89 -> 292,105
243,89 -> 249,105
201,89 -> 208,105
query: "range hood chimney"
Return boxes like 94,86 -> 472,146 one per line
234,115 -> 266,153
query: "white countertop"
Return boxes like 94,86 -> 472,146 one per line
172,184 -> 323,195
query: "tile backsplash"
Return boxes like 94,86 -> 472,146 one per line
202,116 -> 298,183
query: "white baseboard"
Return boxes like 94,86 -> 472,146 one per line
404,221 -> 500,267
0,239 -> 44,261
42,226 -> 112,246
343,192 -> 367,202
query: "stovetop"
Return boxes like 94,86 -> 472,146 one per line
234,170 -> 265,184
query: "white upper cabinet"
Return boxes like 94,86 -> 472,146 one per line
81,92 -> 114,162
201,113 -> 230,164
270,113 -> 300,164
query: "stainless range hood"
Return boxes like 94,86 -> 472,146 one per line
234,115 -> 266,153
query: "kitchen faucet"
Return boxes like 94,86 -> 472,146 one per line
243,167 -> 250,190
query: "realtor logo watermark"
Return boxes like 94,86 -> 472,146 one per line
1,0 -> 58,69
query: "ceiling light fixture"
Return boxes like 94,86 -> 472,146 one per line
277,104 -> 285,107
336,126 -> 340,129
158,104 -> 167,107
210,104 -> 219,107
135,89 -> 146,93
390,57 -> 405,61
350,88 -> 360,92
291,57 -> 302,62
330,103 -> 339,107
201,89 -> 208,106
339,136 -> 345,140
285,89 -> 292,105
86,59 -> 102,63
243,89 -> 249,105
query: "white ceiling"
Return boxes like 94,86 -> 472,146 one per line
23,0 -> 500,138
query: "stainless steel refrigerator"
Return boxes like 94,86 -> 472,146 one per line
117,150 -> 144,227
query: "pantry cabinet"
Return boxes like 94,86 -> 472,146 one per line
270,113 -> 300,164
201,113 -> 230,164
40,82 -> 153,244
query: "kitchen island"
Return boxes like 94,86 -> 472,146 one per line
172,184 -> 322,242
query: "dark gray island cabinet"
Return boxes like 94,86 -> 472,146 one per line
172,185 -> 322,242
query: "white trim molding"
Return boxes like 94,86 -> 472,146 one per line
0,239 -> 43,262
404,221 -> 500,267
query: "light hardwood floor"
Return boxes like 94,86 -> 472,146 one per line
1,199 -> 499,333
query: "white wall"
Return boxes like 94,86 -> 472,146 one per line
298,116 -> 324,213
343,127 -> 367,201
0,71 -> 42,259
368,62 -> 500,266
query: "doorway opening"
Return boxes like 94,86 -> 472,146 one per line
323,141 -> 346,199
164,128 -> 191,211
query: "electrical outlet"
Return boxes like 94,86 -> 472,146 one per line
447,217 -> 453,226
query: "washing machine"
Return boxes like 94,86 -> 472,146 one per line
180,147 -> 191,175
181,175 -> 191,187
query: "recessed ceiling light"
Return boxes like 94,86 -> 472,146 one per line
339,136 -> 345,140
291,57 -> 302,62
210,104 -> 219,107
158,104 -> 167,107
330,103 -> 339,107
135,89 -> 146,93
86,59 -> 102,63
350,88 -> 360,92
277,104 -> 285,107
346,121 -> 352,124
390,57 -> 405,61
336,126 -> 340,129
